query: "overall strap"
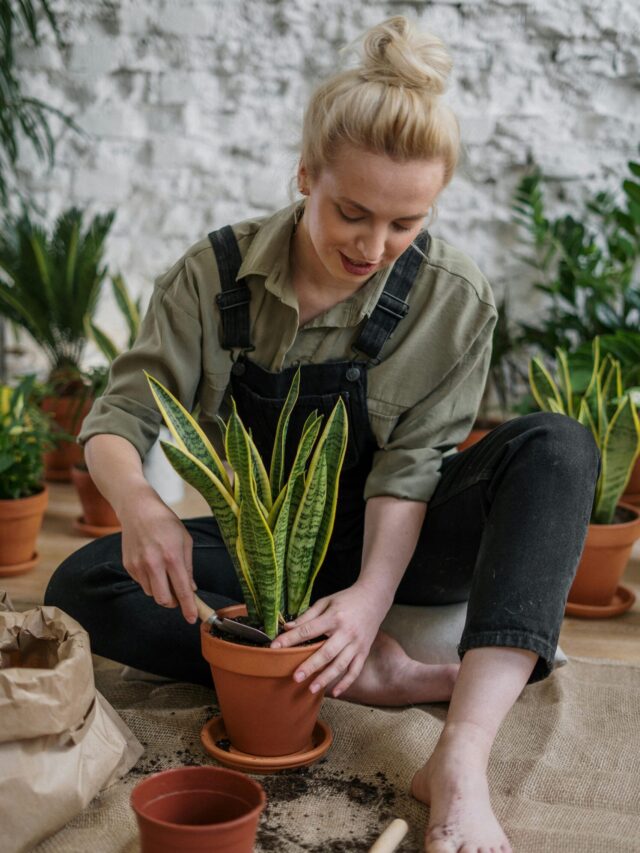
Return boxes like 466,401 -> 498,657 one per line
352,230 -> 431,363
207,225 -> 253,351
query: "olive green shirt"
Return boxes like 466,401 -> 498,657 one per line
80,201 -> 497,503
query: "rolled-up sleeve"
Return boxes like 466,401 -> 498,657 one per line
363,314 -> 495,502
78,267 -> 204,461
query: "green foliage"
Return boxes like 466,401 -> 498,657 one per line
0,0 -> 81,204
529,338 -> 640,524
147,368 -> 349,639
0,374 -> 54,499
513,160 -> 640,357
0,206 -> 115,388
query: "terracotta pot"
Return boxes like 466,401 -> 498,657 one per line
0,487 -> 48,575
568,502 -> 640,608
457,419 -> 504,452
42,396 -> 92,482
622,456 -> 640,507
201,604 -> 325,757
131,766 -> 265,853
70,465 -> 120,534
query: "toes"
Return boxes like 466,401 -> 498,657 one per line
425,824 -> 459,852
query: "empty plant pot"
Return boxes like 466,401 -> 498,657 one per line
130,765 -> 266,853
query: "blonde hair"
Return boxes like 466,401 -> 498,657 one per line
300,16 -> 460,186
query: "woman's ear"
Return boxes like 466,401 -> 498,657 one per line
297,160 -> 310,195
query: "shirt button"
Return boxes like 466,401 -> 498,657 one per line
231,362 -> 246,376
346,366 -> 360,382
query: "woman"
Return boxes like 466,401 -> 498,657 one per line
46,16 -> 599,853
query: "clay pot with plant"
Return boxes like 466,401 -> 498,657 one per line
530,336 -> 640,617
0,207 -> 115,480
147,368 -> 347,767
0,376 -> 54,575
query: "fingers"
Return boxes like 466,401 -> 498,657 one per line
123,540 -> 197,624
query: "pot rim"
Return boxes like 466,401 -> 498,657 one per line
0,485 -> 48,506
200,621 -> 325,654
130,765 -> 266,832
590,500 -> 640,530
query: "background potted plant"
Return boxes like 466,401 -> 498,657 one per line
512,159 -> 640,358
572,330 -> 640,506
0,206 -> 115,480
529,337 -> 640,617
147,368 -> 347,763
0,374 -> 54,575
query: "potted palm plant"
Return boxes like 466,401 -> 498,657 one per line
147,368 -> 347,765
0,206 -> 114,480
0,375 -> 54,575
529,337 -> 640,617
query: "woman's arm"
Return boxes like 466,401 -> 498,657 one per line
85,434 -> 198,623
271,495 -> 427,696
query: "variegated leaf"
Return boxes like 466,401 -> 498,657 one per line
269,367 -> 301,495
146,373 -> 231,492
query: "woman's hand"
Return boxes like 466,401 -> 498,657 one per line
120,490 -> 198,624
270,581 -> 393,697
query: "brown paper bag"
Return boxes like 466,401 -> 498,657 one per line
0,598 -> 143,853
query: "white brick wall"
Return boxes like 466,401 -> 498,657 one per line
8,0 -> 640,373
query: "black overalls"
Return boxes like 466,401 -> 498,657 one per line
46,226 -> 600,686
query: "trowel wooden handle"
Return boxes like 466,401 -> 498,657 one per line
368,819 -> 409,853
194,594 -> 215,624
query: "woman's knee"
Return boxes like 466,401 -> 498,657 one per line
504,412 -> 600,483
44,534 -> 126,612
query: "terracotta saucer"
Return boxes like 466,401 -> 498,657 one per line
0,552 -> 39,577
565,584 -> 636,619
73,516 -> 121,538
201,715 -> 333,774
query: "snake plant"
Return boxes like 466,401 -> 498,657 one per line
146,368 -> 348,639
529,337 -> 640,524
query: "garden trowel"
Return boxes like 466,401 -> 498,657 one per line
194,594 -> 271,644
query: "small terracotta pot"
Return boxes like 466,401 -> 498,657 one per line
42,396 -> 92,482
70,465 -> 120,533
0,487 -> 48,575
131,766 -> 266,853
568,502 -> 640,608
201,604 -> 325,757
457,419 -> 504,452
622,456 -> 640,507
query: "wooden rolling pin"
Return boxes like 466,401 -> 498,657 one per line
368,819 -> 410,852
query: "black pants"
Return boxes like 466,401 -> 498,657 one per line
45,413 -> 599,686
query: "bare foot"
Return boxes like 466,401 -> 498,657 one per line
411,722 -> 512,853
337,630 -> 458,706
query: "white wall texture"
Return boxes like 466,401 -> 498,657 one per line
8,0 -> 640,374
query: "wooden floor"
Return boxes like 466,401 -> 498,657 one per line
2,481 -> 640,664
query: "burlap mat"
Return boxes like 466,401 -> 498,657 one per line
33,657 -> 640,853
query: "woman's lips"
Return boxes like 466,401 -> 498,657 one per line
339,251 -> 376,275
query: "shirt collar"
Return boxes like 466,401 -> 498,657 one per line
236,201 -> 396,327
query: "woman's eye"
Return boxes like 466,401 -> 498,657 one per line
338,208 -> 410,232
338,209 -> 362,223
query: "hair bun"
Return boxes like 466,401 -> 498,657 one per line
357,16 -> 452,95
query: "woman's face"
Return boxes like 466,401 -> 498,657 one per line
297,143 -> 445,287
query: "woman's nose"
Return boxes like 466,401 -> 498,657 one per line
354,230 -> 385,263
